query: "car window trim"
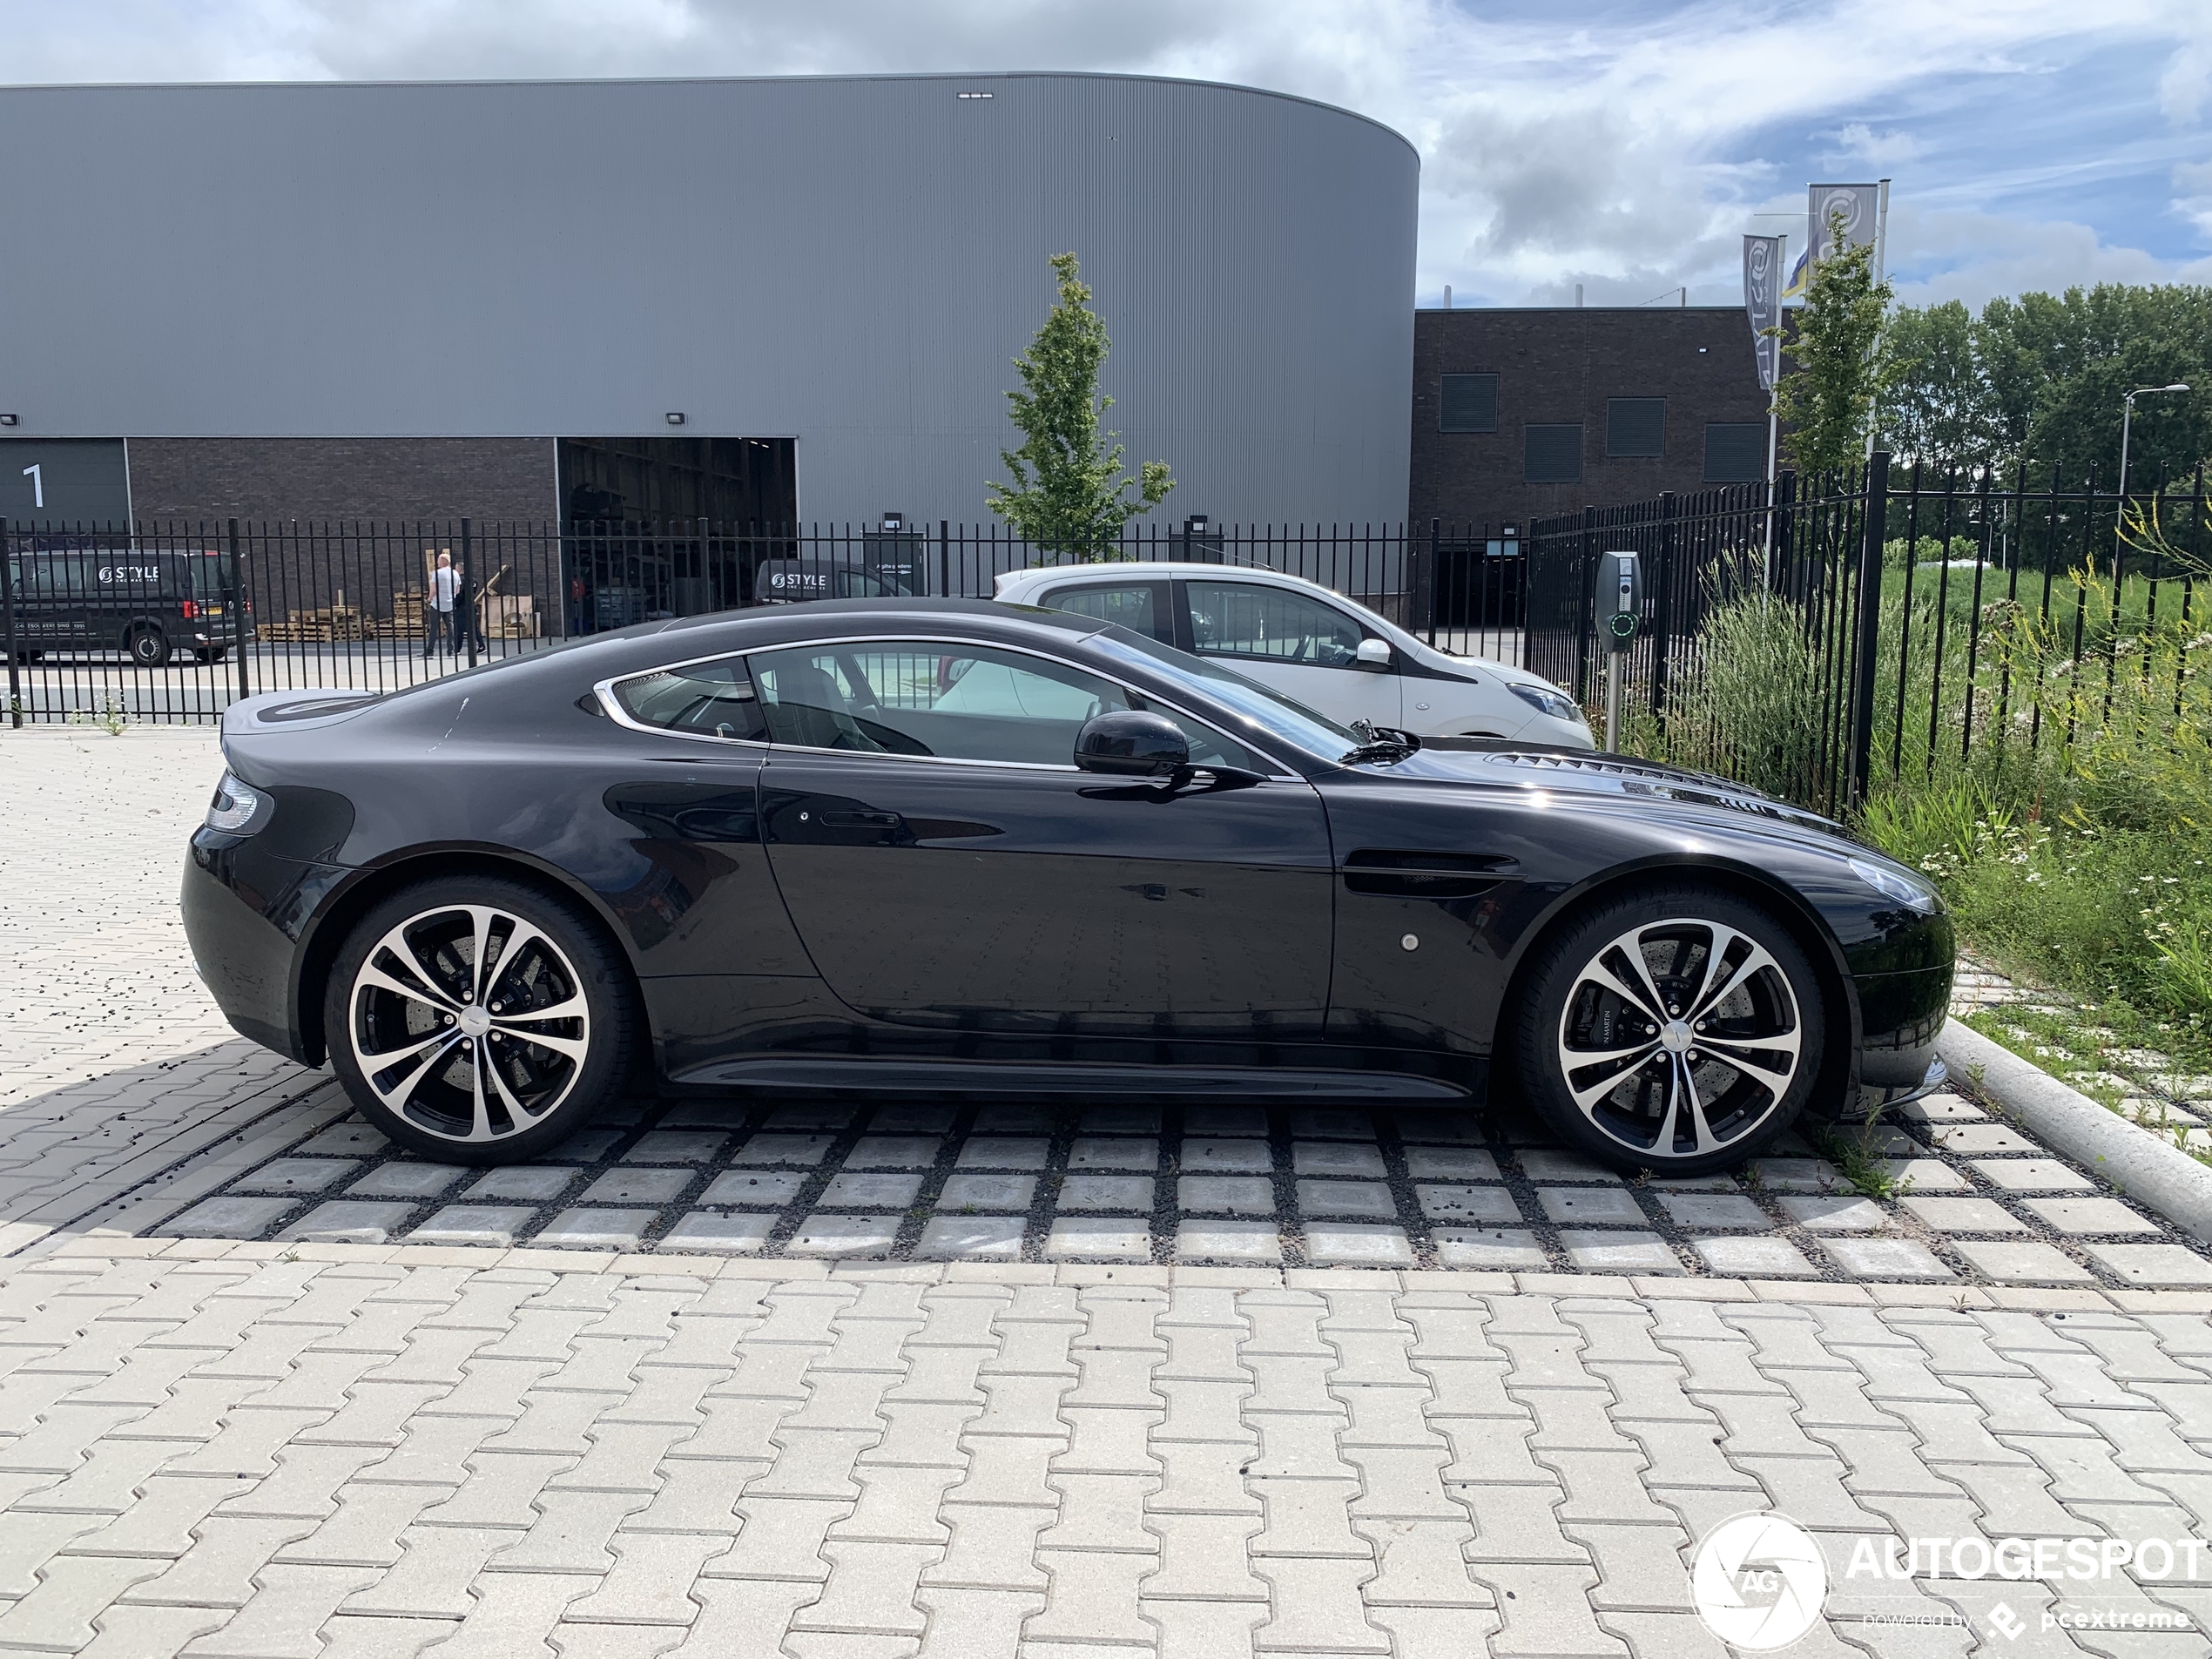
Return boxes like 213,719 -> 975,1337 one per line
595,632 -> 1305,781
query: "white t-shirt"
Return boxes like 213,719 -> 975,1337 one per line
432,567 -> 460,611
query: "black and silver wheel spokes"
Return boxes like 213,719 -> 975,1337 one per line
348,903 -> 590,1143
1554,917 -> 1801,1159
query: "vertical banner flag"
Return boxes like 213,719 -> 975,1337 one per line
1785,182 -> 1881,297
1743,234 -> 1784,390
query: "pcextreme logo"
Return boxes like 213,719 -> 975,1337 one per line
1691,1512 -> 1829,1649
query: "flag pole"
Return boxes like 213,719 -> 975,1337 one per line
1764,233 -> 1784,595
1865,179 -> 1892,463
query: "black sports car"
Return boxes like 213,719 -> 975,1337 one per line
182,598 -> 1952,1175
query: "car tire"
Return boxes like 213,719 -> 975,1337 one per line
125,624 -> 172,667
1510,883 -> 1823,1177
323,875 -> 636,1164
192,646 -> 229,664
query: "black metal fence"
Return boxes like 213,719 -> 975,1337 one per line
1526,457 -> 2208,815
1,517 -> 1531,725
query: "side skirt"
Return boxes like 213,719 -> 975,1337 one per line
668,1055 -> 1477,1100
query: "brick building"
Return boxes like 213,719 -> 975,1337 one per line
1409,307 -> 1772,534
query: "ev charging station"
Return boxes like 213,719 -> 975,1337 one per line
1597,550 -> 1642,752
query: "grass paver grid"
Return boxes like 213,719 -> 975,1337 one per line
105,1075 -> 2212,1290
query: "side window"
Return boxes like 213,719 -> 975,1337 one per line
748,641 -> 1269,772
1185,582 -> 1366,668
1038,581 -> 1169,643
752,642 -> 1129,765
608,657 -> 770,741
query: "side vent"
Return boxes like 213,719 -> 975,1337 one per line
1342,848 -> 1514,899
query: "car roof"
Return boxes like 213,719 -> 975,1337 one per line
998,562 -> 1331,587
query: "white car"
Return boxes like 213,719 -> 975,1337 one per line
993,561 -> 1595,749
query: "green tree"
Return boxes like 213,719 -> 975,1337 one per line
1973,284 -> 2212,484
1771,212 -> 1894,475
1880,299 -> 1995,476
987,253 -> 1172,558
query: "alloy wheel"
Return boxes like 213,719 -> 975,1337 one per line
1553,915 -> 1803,1161
347,902 -> 591,1144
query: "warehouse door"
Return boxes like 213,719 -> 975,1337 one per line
558,437 -> 797,626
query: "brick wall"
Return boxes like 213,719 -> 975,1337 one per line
1409,308 -> 1770,531
125,438 -> 557,525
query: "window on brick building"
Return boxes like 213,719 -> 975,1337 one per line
1440,374 -> 1499,433
1523,424 -> 1582,483
1704,423 -> 1766,482
1607,398 -> 1665,457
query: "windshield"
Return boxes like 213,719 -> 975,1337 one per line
1083,628 -> 1364,759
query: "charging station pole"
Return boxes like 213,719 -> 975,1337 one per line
1598,550 -> 1641,753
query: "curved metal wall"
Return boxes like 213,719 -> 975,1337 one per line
0,73 -> 1416,526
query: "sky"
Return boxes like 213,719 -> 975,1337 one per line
7,0 -> 2210,312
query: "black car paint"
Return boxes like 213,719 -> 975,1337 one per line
183,599 -> 1952,1110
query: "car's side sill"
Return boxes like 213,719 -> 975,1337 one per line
668,1056 -> 1472,1100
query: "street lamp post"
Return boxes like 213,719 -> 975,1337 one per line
2119,382 -> 2191,508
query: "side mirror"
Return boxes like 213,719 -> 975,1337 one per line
1075,710 -> 1190,777
1355,637 -> 1393,670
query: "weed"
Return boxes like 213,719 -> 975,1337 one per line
1812,1120 -> 1915,1201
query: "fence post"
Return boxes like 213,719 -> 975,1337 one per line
1574,505 -> 1596,705
0,518 -> 19,728
1846,452 -> 1892,811
1422,520 -> 1440,643
1650,491 -> 1677,729
227,518 -> 250,705
939,521 -> 950,599
460,517 -> 478,669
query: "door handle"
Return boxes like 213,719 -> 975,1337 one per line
817,810 -> 901,830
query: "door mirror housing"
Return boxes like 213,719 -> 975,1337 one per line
1355,637 -> 1393,670
1075,711 -> 1190,777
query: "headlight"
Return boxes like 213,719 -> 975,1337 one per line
205,772 -> 267,835
1509,682 -> 1585,724
1849,856 -> 1938,914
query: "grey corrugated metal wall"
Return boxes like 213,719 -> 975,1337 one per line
0,73 -> 1416,526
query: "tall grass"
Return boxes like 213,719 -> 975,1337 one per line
1622,560 -> 2212,1057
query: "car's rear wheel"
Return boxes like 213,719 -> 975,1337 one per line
125,624 -> 172,667
192,646 -> 228,664
1512,885 -> 1822,1176
324,876 -> 635,1163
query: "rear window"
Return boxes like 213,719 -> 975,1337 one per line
189,556 -> 230,597
609,657 -> 770,741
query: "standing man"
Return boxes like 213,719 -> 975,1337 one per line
424,550 -> 459,658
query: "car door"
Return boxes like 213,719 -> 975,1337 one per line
751,636 -> 1334,1041
1181,578 -> 1402,732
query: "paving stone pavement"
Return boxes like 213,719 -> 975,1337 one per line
3,1244 -> 2212,1657
14,729 -> 2212,1656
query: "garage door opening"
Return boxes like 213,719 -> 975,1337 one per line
558,437 -> 797,628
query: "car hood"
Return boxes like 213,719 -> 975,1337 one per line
1381,745 -> 1856,843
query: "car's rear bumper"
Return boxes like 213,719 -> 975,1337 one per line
180,834 -> 341,1065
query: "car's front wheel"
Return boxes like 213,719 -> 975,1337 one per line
325,876 -> 635,1163
1512,885 -> 1823,1176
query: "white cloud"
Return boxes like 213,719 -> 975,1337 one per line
4,0 -> 2209,307
1888,206 -> 2212,309
1825,123 -> 1926,167
2158,24 -> 2212,124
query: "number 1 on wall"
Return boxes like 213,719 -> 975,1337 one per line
21,464 -> 39,509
